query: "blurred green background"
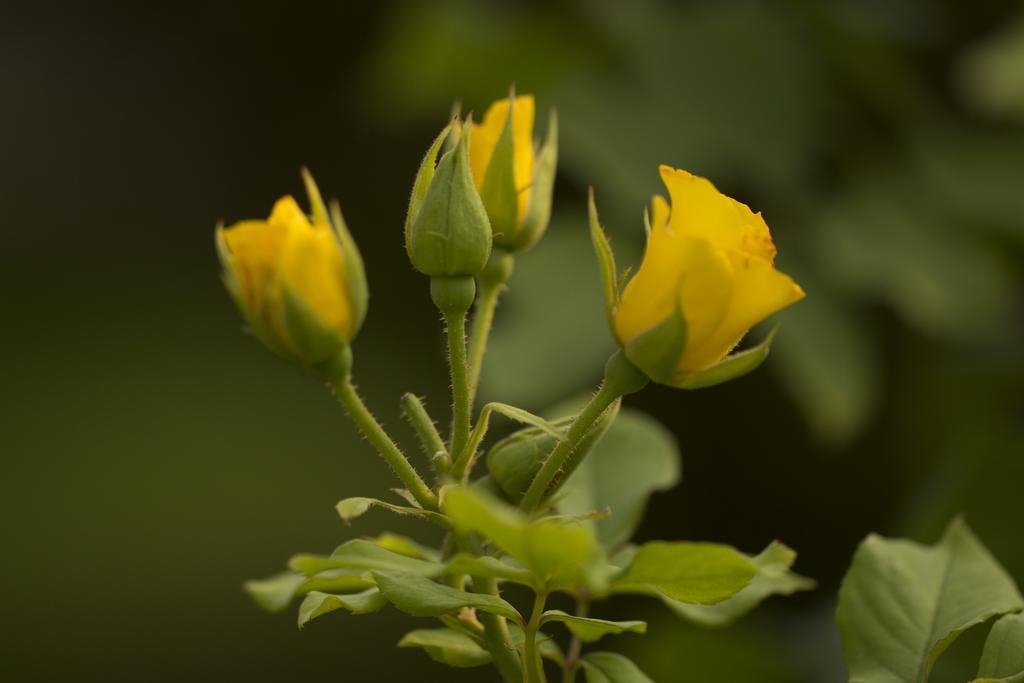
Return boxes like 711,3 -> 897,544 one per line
4,0 -> 1023,680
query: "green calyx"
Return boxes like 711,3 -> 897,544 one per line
406,119 -> 492,277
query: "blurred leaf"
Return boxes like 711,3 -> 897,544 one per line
771,284 -> 879,445
297,588 -> 388,628
335,497 -> 449,527
541,610 -> 646,643
581,651 -> 655,683
816,178 -> 1018,342
444,486 -> 603,587
558,408 -> 680,548
289,539 -> 444,577
444,553 -> 533,585
370,532 -> 442,561
398,628 -> 492,668
244,569 -> 375,613
371,570 -> 521,621
975,612 -> 1024,682
482,222 -> 617,408
912,130 -> 1024,244
664,541 -> 814,627
837,519 -> 1024,682
956,10 -> 1024,121
611,541 -> 757,604
244,572 -> 308,613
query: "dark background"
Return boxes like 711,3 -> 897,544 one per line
3,1 -> 1023,680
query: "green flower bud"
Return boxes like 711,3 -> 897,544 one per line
486,400 -> 621,503
405,119 -> 492,276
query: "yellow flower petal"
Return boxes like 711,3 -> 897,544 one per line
680,250 -> 805,372
278,226 -> 352,340
658,165 -> 776,262
470,95 -> 536,220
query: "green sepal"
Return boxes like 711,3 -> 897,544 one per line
300,166 -> 330,227
398,628 -> 493,668
622,299 -> 688,385
328,199 -> 368,338
406,119 -> 492,276
297,588 -> 388,628
671,326 -> 779,390
510,108 -> 557,252
588,189 -> 620,333
279,285 -> 346,368
480,98 -> 520,248
405,121 -> 454,244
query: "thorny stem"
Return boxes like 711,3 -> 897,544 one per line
331,375 -> 438,510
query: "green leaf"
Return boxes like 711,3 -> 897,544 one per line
976,612 -> 1024,682
664,541 -> 814,627
671,326 -> 777,390
444,486 -> 603,586
243,572 -> 308,613
445,553 -> 533,585
289,539 -> 444,578
611,541 -> 757,604
371,571 -> 521,621
541,610 -> 646,642
243,569 -> 374,613
297,588 -> 388,628
335,496 -> 449,527
558,407 -> 680,548
588,188 -> 620,333
837,518 -> 1024,683
398,628 -> 493,668
581,651 -> 655,683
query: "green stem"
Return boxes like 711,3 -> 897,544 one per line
445,308 -> 472,460
520,351 -> 648,513
431,276 -> 476,465
473,575 -> 524,682
524,589 -> 549,683
562,597 -> 590,683
331,375 -> 438,511
467,250 -> 513,405
400,392 -> 448,472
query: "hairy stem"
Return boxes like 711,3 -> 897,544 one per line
467,250 -> 514,406
331,376 -> 438,510
474,575 -> 524,682
520,351 -> 648,513
400,392 -> 448,471
445,309 -> 472,460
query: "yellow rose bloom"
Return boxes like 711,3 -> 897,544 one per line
603,165 -> 804,385
468,93 -> 558,252
217,178 -> 367,369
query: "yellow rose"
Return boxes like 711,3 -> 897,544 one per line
591,165 -> 804,388
469,93 -> 558,252
216,172 -> 367,372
